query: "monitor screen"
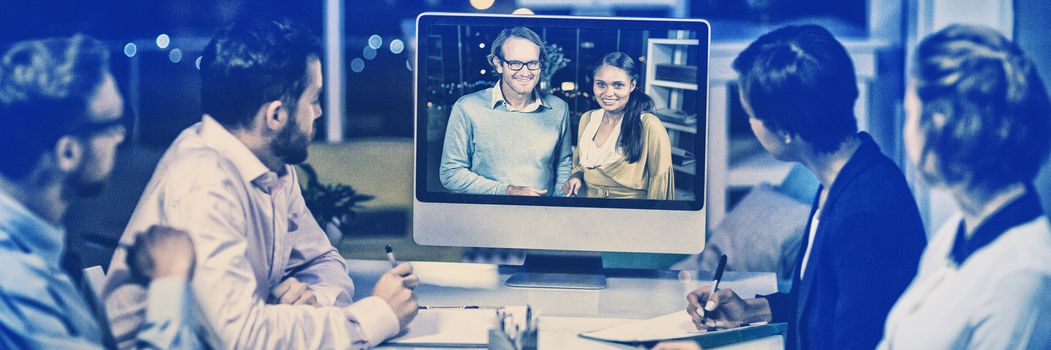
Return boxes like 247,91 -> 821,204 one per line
414,13 -> 709,257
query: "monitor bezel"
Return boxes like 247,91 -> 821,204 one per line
414,12 -> 711,212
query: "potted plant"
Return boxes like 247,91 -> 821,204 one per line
297,163 -> 374,244
540,42 -> 570,92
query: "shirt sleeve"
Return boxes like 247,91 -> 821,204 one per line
552,106 -> 573,197
438,101 -> 509,195
0,258 -> 104,350
161,181 -> 395,349
643,115 -> 674,200
282,167 -> 355,307
134,277 -> 199,350
969,272 -> 1051,349
758,292 -> 791,323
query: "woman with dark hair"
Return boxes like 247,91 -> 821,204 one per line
879,24 -> 1051,348
560,52 -> 674,199
683,25 -> 926,350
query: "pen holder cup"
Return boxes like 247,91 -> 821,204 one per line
488,328 -> 537,350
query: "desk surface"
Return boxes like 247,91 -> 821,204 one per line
345,259 -> 781,349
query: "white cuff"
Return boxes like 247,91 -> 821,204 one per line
343,296 -> 400,346
146,276 -> 191,322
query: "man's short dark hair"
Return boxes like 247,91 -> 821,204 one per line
200,18 -> 321,129
487,26 -> 544,70
732,25 -> 859,153
914,24 -> 1051,188
0,34 -> 110,179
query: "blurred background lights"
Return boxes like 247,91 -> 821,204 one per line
195,56 -> 203,70
123,43 -> 137,58
168,48 -> 183,63
480,69 -> 486,75
156,34 -> 170,49
512,8 -> 534,15
470,0 -> 495,10
363,46 -> 377,60
351,58 -> 365,73
406,59 -> 413,72
561,82 -> 576,91
478,42 -> 486,49
390,39 -> 405,54
367,35 -> 382,50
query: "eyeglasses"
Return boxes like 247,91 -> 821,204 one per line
68,117 -> 127,138
500,57 -> 542,71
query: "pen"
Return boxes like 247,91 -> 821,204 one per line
385,244 -> 398,267
417,305 -> 482,310
701,254 -> 727,331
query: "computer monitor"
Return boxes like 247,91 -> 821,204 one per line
413,13 -> 710,289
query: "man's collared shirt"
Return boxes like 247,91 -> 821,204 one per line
439,82 -> 573,195
0,188 -> 195,349
489,81 -> 544,113
102,116 -> 399,349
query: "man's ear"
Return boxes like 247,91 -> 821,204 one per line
491,56 -> 503,74
261,100 -> 288,132
54,135 -> 83,173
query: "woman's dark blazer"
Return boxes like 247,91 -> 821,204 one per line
762,132 -> 926,350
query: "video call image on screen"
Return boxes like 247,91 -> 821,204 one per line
416,16 -> 709,210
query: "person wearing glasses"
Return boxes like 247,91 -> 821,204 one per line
439,26 -> 573,196
878,24 -> 1051,349
0,35 -> 201,349
560,52 -> 674,199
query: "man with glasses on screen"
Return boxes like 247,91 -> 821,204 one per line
440,26 -> 573,196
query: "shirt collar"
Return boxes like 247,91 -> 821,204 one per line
197,115 -> 284,188
0,187 -> 66,263
489,81 -> 547,112
951,184 -> 1044,265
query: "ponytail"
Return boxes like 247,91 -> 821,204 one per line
619,89 -> 654,163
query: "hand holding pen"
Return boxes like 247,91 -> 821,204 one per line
374,245 -> 420,327
700,255 -> 727,330
685,254 -> 772,330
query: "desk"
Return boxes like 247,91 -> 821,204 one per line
345,259 -> 784,349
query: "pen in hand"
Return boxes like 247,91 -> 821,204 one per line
418,305 -> 482,310
385,244 -> 398,267
701,254 -> 727,331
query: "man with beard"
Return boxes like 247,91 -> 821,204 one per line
0,35 -> 200,348
102,19 -> 419,349
439,26 -> 572,196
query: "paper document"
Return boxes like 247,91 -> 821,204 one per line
383,308 -> 497,347
579,310 -> 703,343
579,310 -> 782,344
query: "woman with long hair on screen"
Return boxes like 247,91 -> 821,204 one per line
682,25 -> 925,350
878,24 -> 1051,348
561,52 -> 674,199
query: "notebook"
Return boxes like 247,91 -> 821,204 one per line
579,310 -> 786,346
383,308 -> 497,347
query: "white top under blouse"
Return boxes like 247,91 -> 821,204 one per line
799,207 -> 822,280
579,109 -> 624,169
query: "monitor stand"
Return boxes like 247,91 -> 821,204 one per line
505,251 -> 607,290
